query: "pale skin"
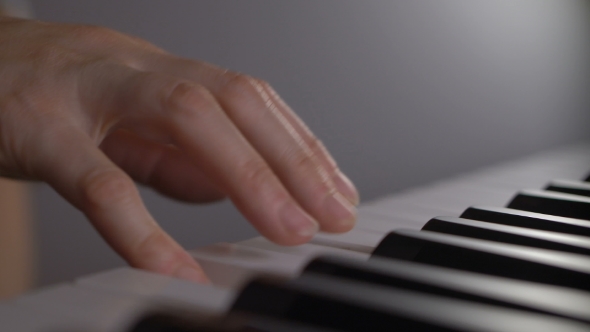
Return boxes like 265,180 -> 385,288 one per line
0,16 -> 359,283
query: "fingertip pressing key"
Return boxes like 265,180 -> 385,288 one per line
325,191 -> 357,232
174,265 -> 210,283
280,202 -> 319,239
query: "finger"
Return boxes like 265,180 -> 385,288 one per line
100,129 -> 226,203
154,60 -> 359,206
153,59 -> 357,233
258,82 -> 360,205
215,75 -> 357,233
89,66 -> 319,245
32,126 -> 207,282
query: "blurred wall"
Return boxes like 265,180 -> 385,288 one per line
29,0 -> 590,286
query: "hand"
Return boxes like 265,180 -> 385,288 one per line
0,17 -> 359,282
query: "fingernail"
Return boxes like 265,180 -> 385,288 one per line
325,191 -> 357,228
175,265 -> 210,283
281,202 -> 319,237
334,170 -> 360,205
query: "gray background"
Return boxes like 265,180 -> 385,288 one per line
28,0 -> 590,286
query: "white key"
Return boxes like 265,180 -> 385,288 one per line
440,174 -> 532,192
310,228 -> 385,253
190,239 -> 372,287
391,184 -> 515,210
454,153 -> 589,190
237,236 -> 369,260
474,160 -> 588,186
354,208 -> 425,233
0,304 -> 60,332
189,243 -> 317,288
12,284 -> 158,332
460,171 -> 551,190
364,197 -> 461,219
76,267 -> 234,315
4,143 -> 589,331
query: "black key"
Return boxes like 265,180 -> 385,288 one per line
303,256 -> 590,323
131,313 -> 222,332
546,180 -> 590,198
243,317 -> 343,332
131,313 -> 334,332
460,206 -> 590,237
585,173 -> 590,182
371,230 -> 590,291
231,275 -> 590,332
421,216 -> 590,256
507,190 -> 590,220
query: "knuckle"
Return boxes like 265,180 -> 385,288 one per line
288,149 -> 334,197
81,169 -> 137,209
72,24 -> 118,43
307,137 -> 337,172
235,158 -> 305,222
267,193 -> 292,217
222,73 -> 264,98
164,81 -> 217,120
253,182 -> 291,218
289,149 -> 317,173
239,159 -> 275,191
253,77 -> 272,91
133,229 -> 187,273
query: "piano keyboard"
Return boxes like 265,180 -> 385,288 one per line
3,143 -> 590,331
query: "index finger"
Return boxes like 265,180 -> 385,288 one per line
32,126 -> 208,282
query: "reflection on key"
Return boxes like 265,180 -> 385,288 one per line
231,274 -> 590,332
371,230 -> 590,291
421,217 -> 590,256
302,255 -> 590,323
508,190 -> 590,221
546,180 -> 590,198
460,206 -> 590,237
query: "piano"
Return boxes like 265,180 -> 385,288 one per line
3,142 -> 590,331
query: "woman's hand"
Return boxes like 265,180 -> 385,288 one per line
0,17 -> 358,282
